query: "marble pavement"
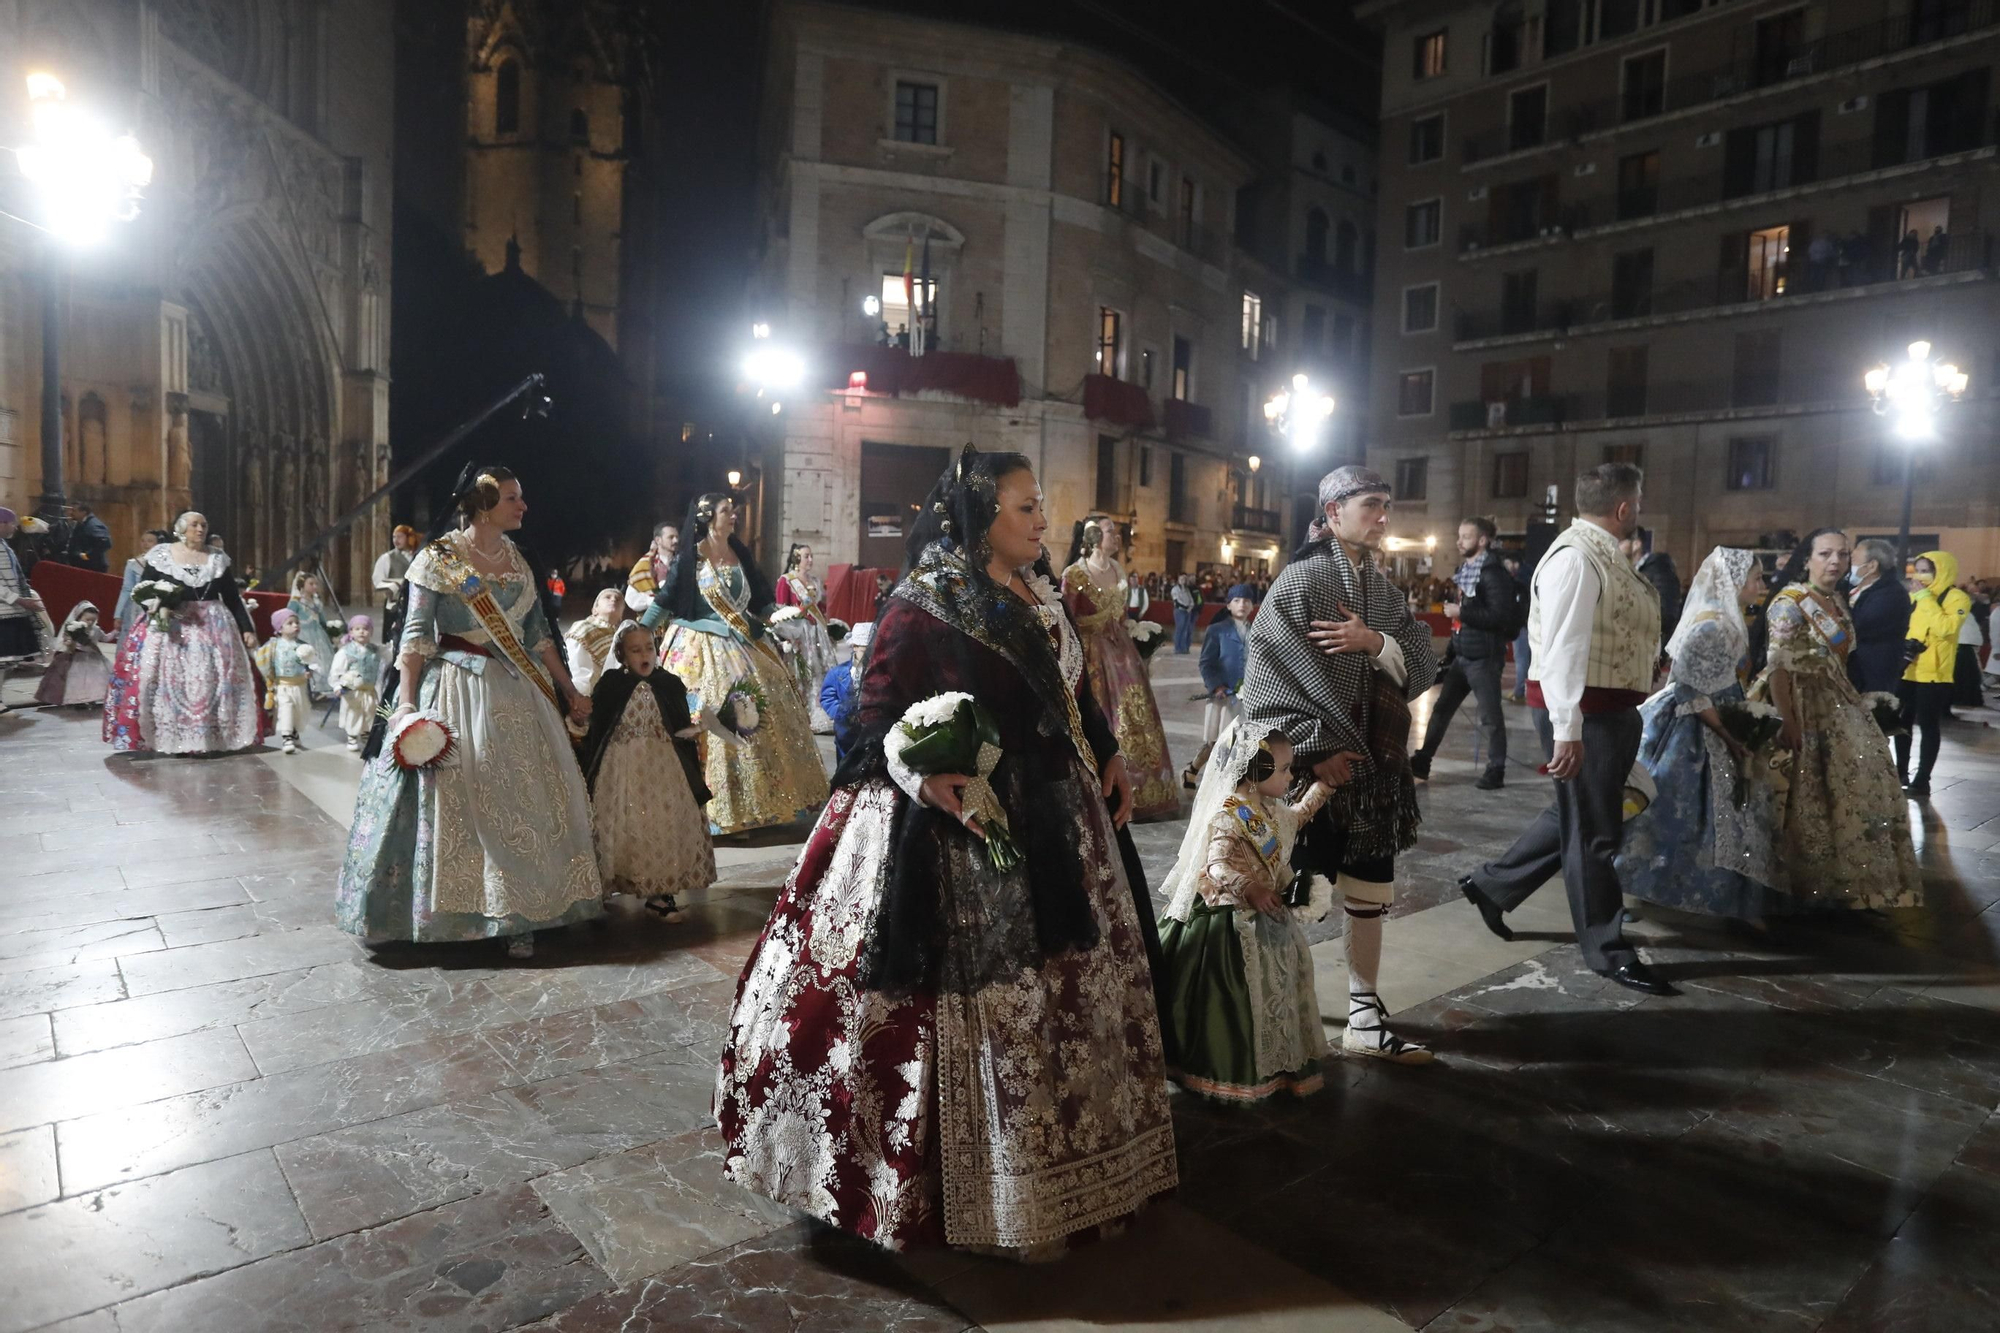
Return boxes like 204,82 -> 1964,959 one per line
2,641 -> 1998,1332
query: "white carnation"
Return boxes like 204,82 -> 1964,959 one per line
768,606 -> 802,624
901,691 -> 974,729
1736,701 -> 1781,719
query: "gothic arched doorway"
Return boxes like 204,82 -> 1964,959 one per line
176,218 -> 340,590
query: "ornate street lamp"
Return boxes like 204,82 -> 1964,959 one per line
1262,372 -> 1336,450
10,72 -> 154,521
1865,340 -> 1967,573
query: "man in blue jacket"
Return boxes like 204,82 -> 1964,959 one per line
818,621 -> 873,764
1182,583 -> 1257,788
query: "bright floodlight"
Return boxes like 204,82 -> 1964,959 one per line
751,322 -> 772,339
1868,338 -> 1966,443
862,294 -> 881,317
1290,372 -> 1308,391
743,345 -> 805,391
13,74 -> 154,245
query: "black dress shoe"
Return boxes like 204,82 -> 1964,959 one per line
1474,770 -> 1505,791
1904,780 -> 1931,799
1596,959 -> 1678,996
1459,876 -> 1513,941
1410,753 -> 1432,781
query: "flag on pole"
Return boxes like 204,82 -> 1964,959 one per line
915,228 -> 932,357
901,232 -> 914,342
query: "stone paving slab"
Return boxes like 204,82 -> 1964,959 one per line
0,652 -> 1996,1331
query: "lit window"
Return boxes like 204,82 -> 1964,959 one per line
1414,30 -> 1447,80
880,272 -> 936,342
1241,292 -> 1263,357
1097,307 -> 1123,376
1107,132 -> 1125,207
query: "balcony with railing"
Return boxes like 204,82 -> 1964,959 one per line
1448,396 -> 1569,431
1164,397 -> 1214,439
1231,504 -> 1283,535
1454,230 -> 1992,345
1463,0 -> 2000,165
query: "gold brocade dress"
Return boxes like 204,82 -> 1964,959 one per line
1062,560 -> 1178,820
660,560 -> 830,835
1752,586 -> 1921,908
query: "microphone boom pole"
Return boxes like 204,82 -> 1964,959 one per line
265,373 -> 550,587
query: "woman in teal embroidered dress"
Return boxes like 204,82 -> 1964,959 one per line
336,467 -> 603,959
639,492 -> 828,835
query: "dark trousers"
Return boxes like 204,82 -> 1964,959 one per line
1470,708 -> 1642,972
1415,651 -> 1506,775
1896,680 -> 1951,785
1290,799 -> 1394,892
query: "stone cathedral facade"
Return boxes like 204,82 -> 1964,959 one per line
0,0 -> 393,597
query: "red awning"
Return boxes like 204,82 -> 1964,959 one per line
831,346 -> 1021,407
1082,374 -> 1155,429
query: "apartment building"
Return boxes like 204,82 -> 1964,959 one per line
1363,0 -> 2000,572
742,1 -> 1354,580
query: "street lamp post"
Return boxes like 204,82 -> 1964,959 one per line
10,72 -> 154,523
1865,340 -> 1967,574
1263,373 -> 1336,551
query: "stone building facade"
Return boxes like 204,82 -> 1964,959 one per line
1362,0 -> 2000,574
745,2 -> 1349,583
0,0 -> 393,596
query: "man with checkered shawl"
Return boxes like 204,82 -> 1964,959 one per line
1242,465 -> 1439,1064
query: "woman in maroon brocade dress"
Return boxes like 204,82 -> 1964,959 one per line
716,447 -> 1177,1255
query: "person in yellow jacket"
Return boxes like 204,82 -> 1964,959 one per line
1897,548 -> 1971,797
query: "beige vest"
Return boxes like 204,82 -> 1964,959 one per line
1526,519 -> 1661,694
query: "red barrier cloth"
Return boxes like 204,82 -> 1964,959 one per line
822,564 -> 897,626
31,560 -> 289,637
829,347 -> 1021,408
1081,374 -> 1156,429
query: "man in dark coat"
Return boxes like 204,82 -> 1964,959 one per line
1846,537 -> 1913,695
65,504 -> 112,572
1411,517 -> 1521,790
1622,528 -> 1682,652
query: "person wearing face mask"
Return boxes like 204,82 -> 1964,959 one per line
1752,529 -> 1921,905
1898,549 -> 1973,798
1845,537 -> 1913,697
638,492 -> 829,835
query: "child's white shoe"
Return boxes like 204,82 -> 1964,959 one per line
281,737 -> 297,755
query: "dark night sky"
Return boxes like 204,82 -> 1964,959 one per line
642,0 -> 1381,401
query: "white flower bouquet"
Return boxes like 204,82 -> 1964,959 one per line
767,606 -> 802,625
131,577 -> 187,631
1859,691 -> 1906,738
707,676 -> 766,739
1716,700 -> 1788,806
382,710 -> 455,770
887,691 -> 1022,871
1127,618 -> 1166,660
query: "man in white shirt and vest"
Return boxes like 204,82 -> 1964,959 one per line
1458,463 -> 1675,995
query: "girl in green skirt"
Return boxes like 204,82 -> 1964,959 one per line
1158,722 -> 1332,1102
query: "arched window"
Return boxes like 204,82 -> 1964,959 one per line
1335,219 -> 1358,273
1305,207 -> 1329,263
495,58 -> 520,135
569,107 -> 589,143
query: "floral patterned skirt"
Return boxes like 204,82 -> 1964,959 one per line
716,777 -> 1178,1251
105,603 -> 261,755
772,617 -> 839,732
1082,625 -> 1179,821
662,625 -> 829,836
593,726 -> 717,900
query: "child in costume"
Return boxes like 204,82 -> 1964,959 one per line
287,573 -> 339,697
576,620 -> 718,921
565,587 -> 623,696
1157,721 -> 1332,1103
256,608 -> 319,754
816,620 -> 872,764
1185,583 -> 1256,787
35,600 -> 112,707
330,614 -> 385,752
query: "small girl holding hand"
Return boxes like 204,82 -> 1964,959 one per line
1157,722 -> 1333,1103
575,621 -> 719,921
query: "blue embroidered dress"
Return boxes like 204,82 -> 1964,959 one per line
336,530 -> 602,943
1616,615 -> 1787,919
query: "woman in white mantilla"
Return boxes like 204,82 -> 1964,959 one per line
637,492 -> 828,835
336,465 -> 603,960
